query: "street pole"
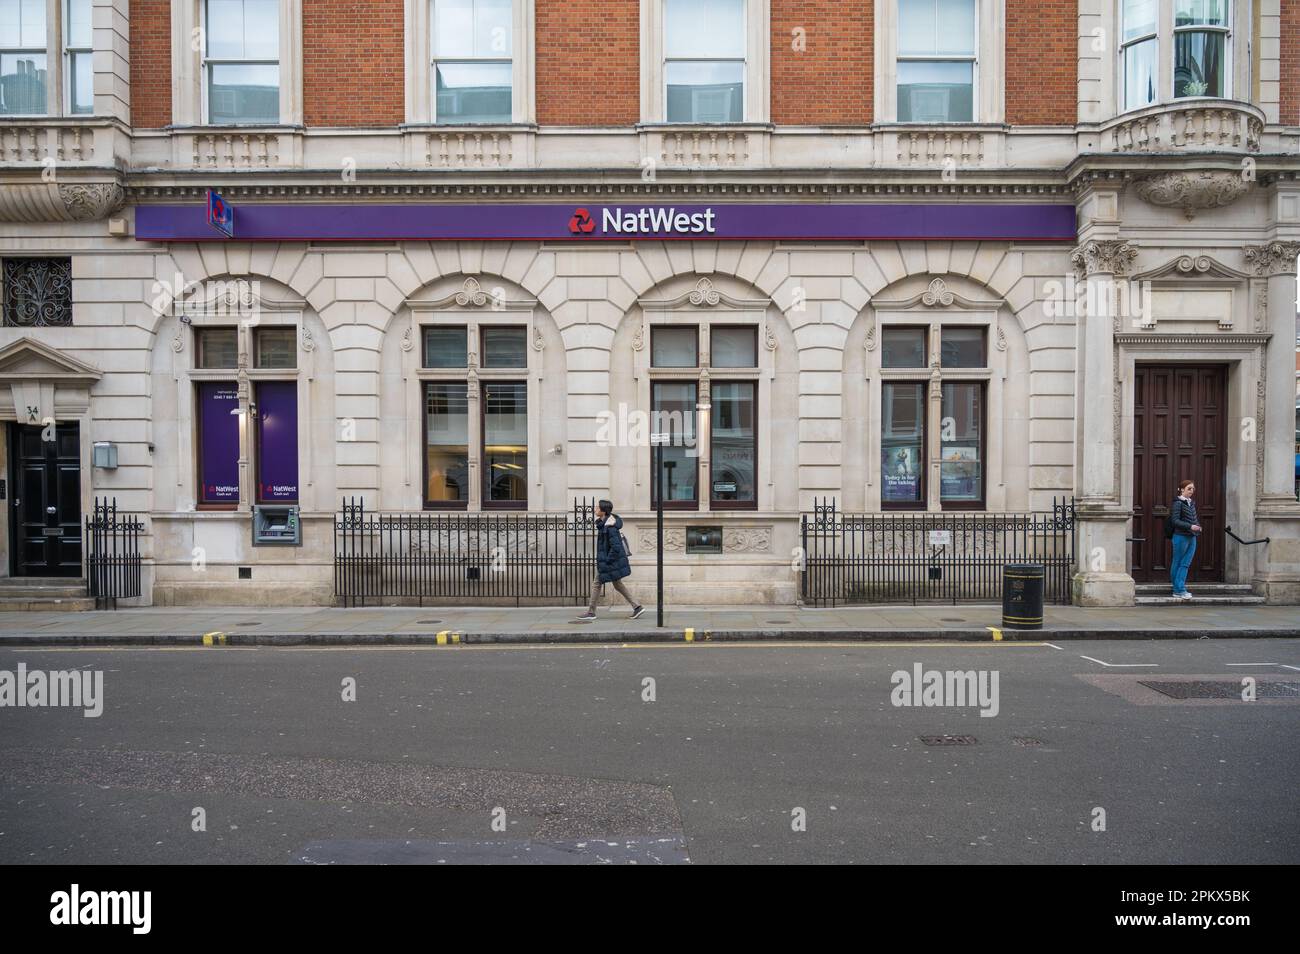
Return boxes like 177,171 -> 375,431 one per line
655,438 -> 664,628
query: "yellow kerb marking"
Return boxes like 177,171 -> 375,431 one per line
986,626 -> 1003,642
436,631 -> 461,646
202,632 -> 226,646
684,627 -> 694,642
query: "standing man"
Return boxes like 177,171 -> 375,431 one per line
578,500 -> 644,621
1168,478 -> 1203,600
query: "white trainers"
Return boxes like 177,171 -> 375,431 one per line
1179,591 -> 1193,601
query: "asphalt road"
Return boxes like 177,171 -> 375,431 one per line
1,638 -> 1297,864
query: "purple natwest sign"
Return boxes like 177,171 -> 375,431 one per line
136,203 -> 1075,243
198,383 -> 240,504
256,381 -> 299,502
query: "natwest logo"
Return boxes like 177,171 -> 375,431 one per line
568,207 -> 596,234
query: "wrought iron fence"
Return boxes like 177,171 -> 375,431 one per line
335,498 -> 599,607
85,497 -> 144,609
800,497 -> 1076,606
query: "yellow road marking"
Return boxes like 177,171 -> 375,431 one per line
4,640 -> 1051,653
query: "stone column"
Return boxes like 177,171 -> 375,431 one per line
1070,239 -> 1138,606
1244,241 -> 1300,603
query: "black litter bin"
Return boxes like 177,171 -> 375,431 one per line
1002,563 -> 1044,631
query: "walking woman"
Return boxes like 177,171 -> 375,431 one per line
1168,478 -> 1202,600
578,500 -> 644,621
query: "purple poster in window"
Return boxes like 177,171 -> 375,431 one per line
257,381 -> 299,502
198,382 -> 240,504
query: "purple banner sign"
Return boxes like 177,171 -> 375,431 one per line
198,382 -> 240,504
136,202 -> 1076,243
256,381 -> 299,502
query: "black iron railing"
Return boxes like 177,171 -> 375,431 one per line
800,497 -> 1076,607
84,497 -> 144,609
334,498 -> 599,607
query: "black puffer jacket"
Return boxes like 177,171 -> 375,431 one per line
595,515 -> 631,582
1171,497 -> 1199,536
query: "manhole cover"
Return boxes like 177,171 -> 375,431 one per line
1139,680 -> 1300,700
1012,737 -> 1044,746
919,735 -> 977,746
416,619 -> 444,625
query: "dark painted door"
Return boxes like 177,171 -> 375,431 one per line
9,422 -> 82,577
1131,365 -> 1226,583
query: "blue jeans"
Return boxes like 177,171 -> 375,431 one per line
1170,533 -> 1197,595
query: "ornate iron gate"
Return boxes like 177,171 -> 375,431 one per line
84,497 -> 144,609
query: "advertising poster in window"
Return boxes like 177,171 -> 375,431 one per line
198,382 -> 240,504
882,445 -> 922,501
256,381 -> 299,502
940,444 -> 981,500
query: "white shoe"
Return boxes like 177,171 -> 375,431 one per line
1180,591 -> 1193,601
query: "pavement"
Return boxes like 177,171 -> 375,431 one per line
2,637 -> 1297,864
0,601 -> 1296,645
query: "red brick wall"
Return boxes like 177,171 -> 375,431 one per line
129,0 -> 171,128
1283,0 -> 1300,125
536,0 -> 639,124
1006,0 -> 1076,125
771,1 -> 873,125
304,0 -> 404,126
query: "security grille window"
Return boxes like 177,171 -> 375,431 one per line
482,380 -> 527,507
431,0 -> 512,124
0,0 -> 47,115
254,327 -> 297,369
424,382 -> 470,506
480,326 -> 527,368
2,257 -> 72,327
897,0 -> 976,122
196,328 -> 239,369
664,0 -> 744,123
64,0 -> 91,113
1173,0 -> 1228,98
1121,0 -> 1158,109
204,0 -> 280,124
423,326 -> 468,368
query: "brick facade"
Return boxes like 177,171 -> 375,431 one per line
1006,0 -> 1076,125
128,0 -> 171,128
771,1 -> 873,125
1283,0 -> 1300,125
535,0 -> 640,125
304,0 -> 405,126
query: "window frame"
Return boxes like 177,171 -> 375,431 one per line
479,377 -> 529,510
200,0 -> 282,126
62,0 -> 92,115
1117,0 -> 1235,114
195,379 -> 241,510
650,378 -> 702,510
880,380 -> 928,510
707,378 -> 758,510
662,0 -> 747,125
430,0 -> 514,126
0,0 -> 51,117
895,0 -> 978,124
421,379 -> 472,510
937,378 -> 987,510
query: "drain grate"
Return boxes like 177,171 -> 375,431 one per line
1139,680 -> 1300,700
416,619 -> 444,625
920,735 -> 977,746
235,622 -> 262,628
1012,737 -> 1044,746
940,618 -> 967,623
764,619 -> 791,624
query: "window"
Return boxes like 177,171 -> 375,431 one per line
255,380 -> 298,502
196,328 -> 239,369
1121,0 -> 1158,109
480,326 -> 527,368
711,325 -> 757,368
196,382 -> 240,507
940,381 -> 984,505
1173,0 -> 1228,98
651,381 -> 699,507
0,0 -> 47,115
204,0 -> 280,124
664,0 -> 744,123
1120,0 -> 1232,110
710,381 -> 755,507
652,326 -> 698,368
2,257 -> 72,327
423,326 -> 468,369
424,382 -> 470,506
432,0 -> 512,124
940,327 -> 984,368
482,380 -> 527,507
64,0 -> 90,114
881,382 -> 925,506
254,327 -> 296,369
882,327 -> 927,368
897,0 -> 975,122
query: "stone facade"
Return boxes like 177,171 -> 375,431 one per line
1,0 -> 1298,607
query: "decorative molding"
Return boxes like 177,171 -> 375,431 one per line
633,525 -> 772,553
688,277 -> 722,307
1071,239 -> 1138,279
1,258 -> 72,327
455,277 -> 491,307
531,327 -> 545,351
1255,365 -> 1267,499
1132,171 -> 1251,219
301,327 -> 316,353
631,319 -> 645,352
921,278 -> 955,306
1242,242 -> 1300,277
171,332 -> 185,353
1132,253 -> 1250,282
400,325 -> 415,352
1113,333 -> 1270,346
763,320 -> 778,351
994,322 -> 1007,352
863,314 -> 877,351
58,182 -> 125,221
1253,284 -> 1268,333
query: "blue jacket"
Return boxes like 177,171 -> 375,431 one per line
595,515 -> 631,583
1171,497 -> 1199,535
